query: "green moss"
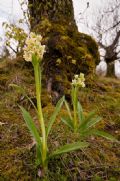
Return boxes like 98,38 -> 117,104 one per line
0,54 -> 119,180
35,17 -> 52,37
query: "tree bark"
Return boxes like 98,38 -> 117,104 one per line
104,30 -> 120,63
28,0 -> 99,101
28,0 -> 76,28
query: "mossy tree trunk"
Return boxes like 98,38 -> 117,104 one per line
28,0 -> 99,102
28,0 -> 76,28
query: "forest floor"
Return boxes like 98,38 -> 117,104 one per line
0,57 -> 120,181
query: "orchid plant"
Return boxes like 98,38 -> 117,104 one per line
62,73 -> 116,141
18,32 -> 89,172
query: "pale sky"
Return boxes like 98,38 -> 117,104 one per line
73,0 -> 105,32
0,0 -> 106,32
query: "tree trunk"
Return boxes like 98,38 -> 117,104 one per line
28,0 -> 76,28
28,0 -> 99,102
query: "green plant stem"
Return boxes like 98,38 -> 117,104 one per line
33,62 -> 47,168
73,86 -> 78,132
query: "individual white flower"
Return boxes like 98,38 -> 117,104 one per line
72,79 -> 77,85
79,73 -> 85,82
74,74 -> 79,79
23,32 -> 45,62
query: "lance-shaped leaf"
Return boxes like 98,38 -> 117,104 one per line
79,129 -> 117,141
77,101 -> 84,123
35,143 -> 42,166
46,96 -> 65,137
50,142 -> 89,158
9,83 -> 26,94
64,100 -> 72,120
84,116 -> 102,130
19,106 -> 42,149
61,116 -> 73,129
79,111 -> 97,131
91,129 -> 117,141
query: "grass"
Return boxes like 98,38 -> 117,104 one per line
0,58 -> 120,180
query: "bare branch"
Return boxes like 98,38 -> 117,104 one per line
6,44 -> 17,54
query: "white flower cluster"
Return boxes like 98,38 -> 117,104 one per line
23,32 -> 45,62
72,73 -> 85,88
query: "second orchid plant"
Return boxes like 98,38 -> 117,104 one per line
62,73 -> 116,141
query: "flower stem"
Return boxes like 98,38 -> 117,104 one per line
33,62 -> 47,168
73,86 -> 78,132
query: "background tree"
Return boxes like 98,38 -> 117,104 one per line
85,0 -> 120,63
28,0 -> 99,101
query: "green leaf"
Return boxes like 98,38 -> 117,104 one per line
79,130 -> 91,138
85,116 -> 102,129
79,111 -> 97,131
64,100 -> 72,120
79,129 -> 117,141
9,83 -> 25,94
35,143 -> 42,166
19,106 -> 42,148
50,142 -> 89,157
85,111 -> 97,122
77,101 -> 84,123
92,130 -> 117,141
46,96 -> 65,137
61,116 -> 73,129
